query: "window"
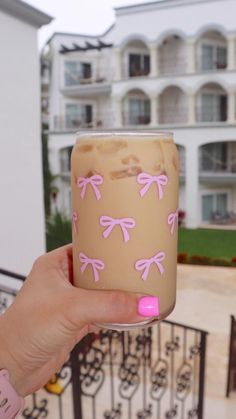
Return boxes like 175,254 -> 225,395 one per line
201,44 -> 227,71
202,193 -> 228,221
65,61 -> 80,86
129,54 -> 150,77
60,147 -> 73,173
201,93 -> 227,122
201,143 -> 228,171
129,99 -> 150,125
64,61 -> 92,86
65,104 -> 93,128
81,63 -> 92,79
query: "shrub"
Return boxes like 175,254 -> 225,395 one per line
188,255 -> 212,265
231,257 -> 236,263
211,258 -> 232,267
177,253 -> 189,264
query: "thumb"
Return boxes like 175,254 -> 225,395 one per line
66,287 -> 159,327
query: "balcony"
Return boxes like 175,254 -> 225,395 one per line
159,86 -> 188,125
196,83 -> 228,123
61,64 -> 113,97
122,39 -> 150,79
199,142 -> 236,183
0,268 -> 207,419
197,30 -> 227,72
53,115 -> 113,132
158,35 -> 187,75
122,89 -> 151,126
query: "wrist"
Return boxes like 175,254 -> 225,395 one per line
0,314 -> 27,398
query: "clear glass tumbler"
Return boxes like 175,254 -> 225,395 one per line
71,130 -> 179,330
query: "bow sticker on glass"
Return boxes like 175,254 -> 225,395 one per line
168,209 -> 178,236
76,175 -> 103,200
137,172 -> 168,200
100,216 -> 136,243
79,252 -> 105,282
135,251 -> 166,281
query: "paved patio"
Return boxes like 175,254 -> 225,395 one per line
169,264 -> 236,418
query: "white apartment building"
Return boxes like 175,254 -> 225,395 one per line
0,0 -> 52,275
43,0 -> 236,228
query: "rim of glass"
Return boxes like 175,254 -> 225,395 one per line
76,129 -> 173,141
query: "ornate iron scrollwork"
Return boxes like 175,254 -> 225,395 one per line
79,346 -> 106,396
165,336 -> 180,356
104,403 -> 122,419
119,353 -> 140,399
150,359 -> 168,400
165,404 -> 178,418
188,407 -> 199,418
137,404 -> 152,419
176,362 -> 192,400
189,344 -> 200,359
44,362 -> 71,396
22,394 -> 48,418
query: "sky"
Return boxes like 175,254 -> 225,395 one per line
25,0 -> 152,48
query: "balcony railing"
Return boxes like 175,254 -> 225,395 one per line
122,113 -> 151,126
158,107 -> 188,124
196,107 -> 227,123
158,56 -> 187,75
0,268 -> 208,419
64,67 -> 114,87
53,115 -> 114,131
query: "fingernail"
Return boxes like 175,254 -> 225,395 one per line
138,296 -> 160,317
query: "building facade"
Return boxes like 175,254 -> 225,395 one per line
0,0 -> 52,275
43,0 -> 236,228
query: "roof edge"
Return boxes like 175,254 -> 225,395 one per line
115,0 -> 231,15
44,23 -> 115,46
0,0 -> 53,28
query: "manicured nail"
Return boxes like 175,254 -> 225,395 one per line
138,296 -> 160,317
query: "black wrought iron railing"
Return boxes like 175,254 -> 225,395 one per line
0,269 -> 208,419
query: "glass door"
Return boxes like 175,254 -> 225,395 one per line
202,195 -> 214,221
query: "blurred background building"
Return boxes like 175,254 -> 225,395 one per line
42,0 -> 236,228
0,0 -> 52,275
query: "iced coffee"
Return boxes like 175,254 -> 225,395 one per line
71,131 -> 179,328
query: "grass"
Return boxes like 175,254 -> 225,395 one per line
178,228 -> 236,259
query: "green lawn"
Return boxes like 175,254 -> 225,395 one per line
178,228 -> 236,259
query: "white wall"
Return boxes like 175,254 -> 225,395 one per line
109,0 -> 236,45
0,10 -> 45,275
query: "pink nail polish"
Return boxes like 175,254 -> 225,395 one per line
138,296 -> 160,317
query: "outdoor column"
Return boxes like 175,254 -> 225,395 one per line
187,39 -> 196,74
185,143 -> 200,228
114,47 -> 122,81
150,96 -> 158,126
188,93 -> 196,125
227,34 -> 236,70
228,91 -> 236,123
114,97 -> 123,128
150,43 -> 158,77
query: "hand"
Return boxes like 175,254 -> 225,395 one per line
0,245 -> 156,397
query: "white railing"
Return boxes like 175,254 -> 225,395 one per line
158,107 -> 188,124
64,67 -> 114,87
53,115 -> 114,131
196,106 -> 227,123
158,56 -> 187,75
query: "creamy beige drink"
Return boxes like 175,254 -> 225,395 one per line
71,131 -> 179,328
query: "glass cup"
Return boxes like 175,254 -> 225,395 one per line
71,130 -> 179,330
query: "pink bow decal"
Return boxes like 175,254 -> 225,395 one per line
79,252 -> 105,282
137,172 -> 168,200
135,252 -> 166,281
76,175 -> 103,200
72,211 -> 78,234
168,210 -> 178,235
100,216 -> 136,243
